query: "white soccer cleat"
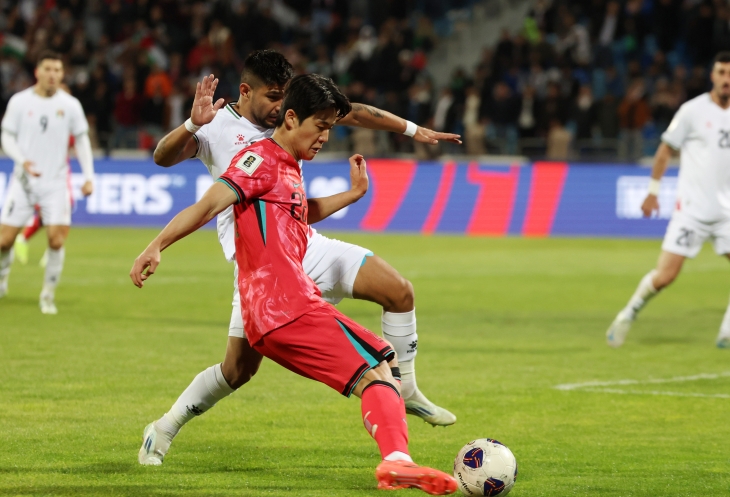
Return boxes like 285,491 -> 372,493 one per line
404,390 -> 456,427
14,236 -> 28,265
717,336 -> 730,349
606,310 -> 634,348
139,422 -> 172,466
39,291 -> 57,315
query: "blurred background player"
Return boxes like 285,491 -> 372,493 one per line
606,52 -> 730,349
0,51 -> 94,314
139,50 -> 461,466
132,74 -> 457,494
14,130 -> 77,267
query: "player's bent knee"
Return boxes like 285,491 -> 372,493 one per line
221,357 -> 261,389
387,277 -> 414,313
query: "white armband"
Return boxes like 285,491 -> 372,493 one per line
648,178 -> 661,196
184,118 -> 201,134
403,120 -> 417,138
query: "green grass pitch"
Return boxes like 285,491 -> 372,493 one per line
1,228 -> 729,496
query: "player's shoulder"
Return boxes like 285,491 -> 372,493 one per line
7,87 -> 35,105
678,93 -> 711,115
229,139 -> 277,176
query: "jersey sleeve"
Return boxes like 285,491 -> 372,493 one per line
69,97 -> 90,136
661,104 -> 691,150
193,125 -> 212,165
0,94 -> 22,135
217,148 -> 277,203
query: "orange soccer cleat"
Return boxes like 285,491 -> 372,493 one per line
375,460 -> 458,495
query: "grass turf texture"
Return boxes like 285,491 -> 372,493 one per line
1,228 -> 729,497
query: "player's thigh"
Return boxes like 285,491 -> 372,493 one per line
709,218 -> 730,260
303,232 -> 372,305
0,225 -> 22,249
661,212 -> 708,260
253,306 -> 394,397
38,184 -> 72,228
352,255 -> 414,312
0,179 -> 35,239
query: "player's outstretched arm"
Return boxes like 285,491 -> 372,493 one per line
308,154 -> 368,224
130,182 -> 236,288
337,103 -> 462,145
153,74 -> 225,167
641,142 -> 676,217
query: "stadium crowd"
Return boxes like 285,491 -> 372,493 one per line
0,0 -> 724,159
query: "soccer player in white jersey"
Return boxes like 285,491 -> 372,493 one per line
607,52 -> 730,349
138,50 -> 461,465
0,51 -> 95,314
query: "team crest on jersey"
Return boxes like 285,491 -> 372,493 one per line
235,151 -> 263,175
235,134 -> 246,145
56,109 -> 64,118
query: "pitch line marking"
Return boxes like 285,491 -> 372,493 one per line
554,372 -> 730,399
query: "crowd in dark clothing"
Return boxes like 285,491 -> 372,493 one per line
0,0 -> 725,159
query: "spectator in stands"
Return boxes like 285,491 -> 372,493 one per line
618,79 -> 651,159
463,85 -> 486,155
113,77 -> 143,149
571,85 -> 597,141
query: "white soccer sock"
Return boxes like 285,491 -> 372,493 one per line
382,310 -> 419,400
157,363 -> 235,438
42,247 -> 65,295
0,248 -> 12,282
719,294 -> 730,339
622,270 -> 659,320
384,451 -> 413,462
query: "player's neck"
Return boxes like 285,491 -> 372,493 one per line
33,85 -> 57,98
270,130 -> 300,162
710,90 -> 730,110
232,99 -> 267,128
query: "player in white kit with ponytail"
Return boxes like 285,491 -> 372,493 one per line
607,51 -> 730,349
0,51 -> 95,314
138,50 -> 462,466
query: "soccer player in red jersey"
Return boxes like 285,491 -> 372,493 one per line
130,74 -> 457,495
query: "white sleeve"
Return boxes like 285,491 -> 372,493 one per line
193,125 -> 212,165
74,133 -> 95,182
0,94 -> 22,135
661,104 -> 691,151
69,98 -> 89,136
1,129 -> 27,164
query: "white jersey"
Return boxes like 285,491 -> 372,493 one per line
1,87 -> 88,191
194,103 -> 277,261
661,93 -> 730,222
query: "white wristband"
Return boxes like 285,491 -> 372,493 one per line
403,120 -> 417,138
648,178 -> 661,196
184,118 -> 201,134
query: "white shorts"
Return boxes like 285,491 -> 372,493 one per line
0,174 -> 72,227
661,211 -> 730,258
228,231 -> 373,338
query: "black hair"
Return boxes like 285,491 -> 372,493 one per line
241,50 -> 293,87
36,50 -> 63,66
714,52 -> 730,65
275,74 -> 351,127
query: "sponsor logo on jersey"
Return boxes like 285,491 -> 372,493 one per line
235,152 -> 263,175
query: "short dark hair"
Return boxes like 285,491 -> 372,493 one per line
241,50 -> 293,87
36,50 -> 63,66
714,52 -> 730,64
275,74 -> 351,127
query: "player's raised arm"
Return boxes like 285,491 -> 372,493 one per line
337,102 -> 462,145
130,182 -> 237,288
308,154 -> 368,224
153,75 -> 225,167
641,142 -> 677,217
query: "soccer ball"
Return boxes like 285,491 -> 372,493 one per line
453,439 -> 517,496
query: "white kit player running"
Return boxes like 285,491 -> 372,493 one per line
0,51 -> 94,314
138,50 -> 462,466
607,52 -> 730,349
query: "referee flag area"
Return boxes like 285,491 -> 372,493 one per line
1,159 -> 677,237
1,229 -> 728,496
